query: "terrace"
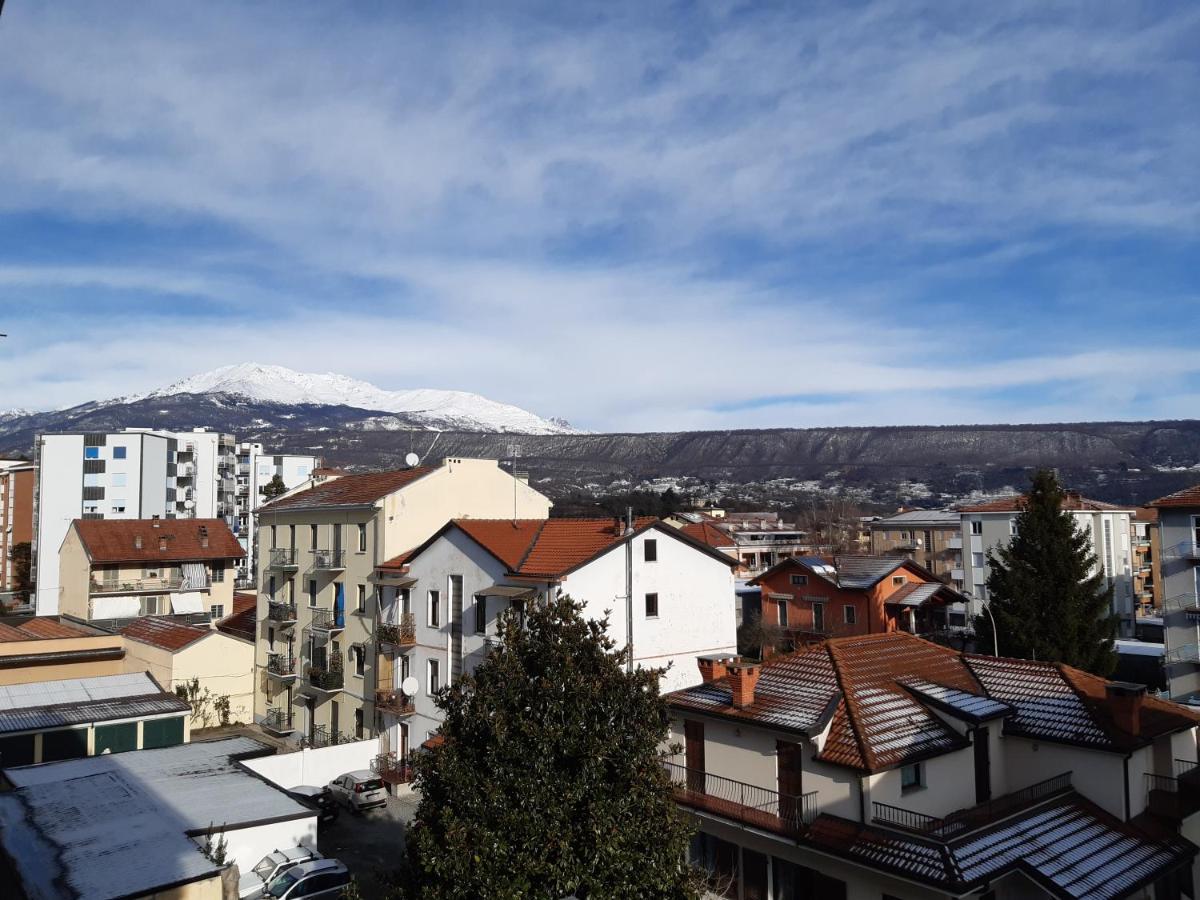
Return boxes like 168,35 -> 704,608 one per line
1145,760 -> 1200,821
375,689 -> 415,717
371,752 -> 414,787
267,600 -> 298,624
311,549 -> 346,571
266,652 -> 297,679
376,613 -> 416,648
664,761 -> 818,839
262,706 -> 295,735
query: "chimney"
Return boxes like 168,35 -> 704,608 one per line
152,515 -> 161,528
134,535 -> 143,550
159,537 -> 168,552
697,653 -> 734,683
727,660 -> 761,709
199,525 -> 209,549
1106,682 -> 1146,735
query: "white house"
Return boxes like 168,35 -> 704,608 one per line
371,516 -> 738,756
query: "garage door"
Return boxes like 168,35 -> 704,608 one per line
0,734 -> 35,767
142,717 -> 185,750
94,722 -> 138,755
42,728 -> 89,762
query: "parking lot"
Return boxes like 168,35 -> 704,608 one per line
317,790 -> 420,894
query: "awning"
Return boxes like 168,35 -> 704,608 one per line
181,563 -> 208,591
884,583 -> 943,608
476,585 -> 536,599
371,573 -> 416,587
170,592 -> 205,614
766,592 -> 791,601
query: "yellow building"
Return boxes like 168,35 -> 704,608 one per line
0,614 -> 125,685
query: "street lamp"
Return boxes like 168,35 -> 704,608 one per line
966,591 -> 999,657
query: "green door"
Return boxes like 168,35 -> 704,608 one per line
141,717 -> 185,750
93,722 -> 138,755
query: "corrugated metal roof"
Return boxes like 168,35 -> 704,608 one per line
0,671 -> 163,711
0,695 -> 189,735
873,510 -> 961,527
0,672 -> 188,735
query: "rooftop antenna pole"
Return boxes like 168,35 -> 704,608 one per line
507,444 -> 521,521
625,505 -> 634,674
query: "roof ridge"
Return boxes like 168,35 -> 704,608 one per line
824,641 -> 874,771
513,519 -> 553,572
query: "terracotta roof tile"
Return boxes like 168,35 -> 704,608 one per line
0,618 -> 102,643
120,616 -> 210,652
515,517 -> 657,577
74,519 -> 244,564
958,493 -> 1131,513
216,593 -> 257,642
679,521 -> 735,551
261,467 -> 433,511
452,520 -> 546,570
1148,483 -> 1200,508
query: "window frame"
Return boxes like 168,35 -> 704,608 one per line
428,659 -> 440,695
777,598 -> 789,628
356,583 -> 367,613
891,575 -> 906,586
357,523 -> 368,553
645,592 -> 659,618
970,520 -> 983,535
353,645 -> 364,678
428,590 -> 441,628
790,574 -> 808,586
900,762 -> 924,793
644,539 -> 657,562
843,604 -> 856,625
474,595 -> 486,635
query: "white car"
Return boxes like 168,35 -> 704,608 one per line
261,859 -> 351,898
238,846 -> 321,899
328,770 -> 388,813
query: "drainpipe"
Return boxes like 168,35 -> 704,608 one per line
625,507 -> 634,675
1123,754 -> 1131,821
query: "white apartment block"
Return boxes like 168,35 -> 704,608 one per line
234,442 -> 320,580
33,429 -> 316,615
958,492 -> 1135,636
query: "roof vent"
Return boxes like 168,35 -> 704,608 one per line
159,536 -> 168,552
199,525 -> 209,549
134,535 -> 143,550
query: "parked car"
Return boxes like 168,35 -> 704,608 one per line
238,846 -> 321,899
328,770 -> 387,813
262,859 -> 351,898
286,784 -> 339,828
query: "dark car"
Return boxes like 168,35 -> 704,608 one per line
286,785 -> 339,828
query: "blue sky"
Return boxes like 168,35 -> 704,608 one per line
0,1 -> 1197,431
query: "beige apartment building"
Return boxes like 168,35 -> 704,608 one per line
868,508 -> 963,586
57,518 -> 242,624
252,457 -> 551,746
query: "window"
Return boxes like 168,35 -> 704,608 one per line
310,524 -> 318,548
270,525 -> 277,549
891,575 -> 906,586
268,575 -> 277,599
353,646 -> 364,677
474,596 -> 486,634
900,531 -> 910,540
645,593 -> 659,617
355,708 -> 364,740
139,596 -> 160,616
970,520 -> 983,535
358,523 -> 367,552
112,446 -> 127,459
901,762 -> 923,793
356,584 -> 367,613
778,599 -> 789,628
1009,518 -> 1019,536
111,502 -> 126,514
111,473 -> 127,487
812,602 -> 824,632
308,579 -> 317,607
972,552 -> 985,568
211,564 -> 225,583
429,590 -> 440,627
289,524 -> 296,548
428,659 -> 441,694
84,446 -> 99,459
790,574 -> 808,586
644,539 -> 657,562
843,605 -> 856,625
209,604 -> 224,619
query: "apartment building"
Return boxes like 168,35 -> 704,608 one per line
751,555 -> 967,645
0,459 -> 33,598
370,516 -> 738,756
666,632 -> 1200,900
868,509 -> 963,586
1148,485 -> 1200,702
33,429 -> 315,614
1133,508 -> 1163,615
958,493 -> 1136,635
669,512 -> 811,577
57,518 -> 242,624
253,458 -> 552,748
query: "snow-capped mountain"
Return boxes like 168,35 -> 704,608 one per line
125,363 -> 579,435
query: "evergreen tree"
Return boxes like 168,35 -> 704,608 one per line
974,469 -> 1117,675
261,474 -> 288,500
401,594 -> 703,899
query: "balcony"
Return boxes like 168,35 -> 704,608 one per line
947,536 -> 963,550
177,463 -> 195,479
262,707 -> 295,735
371,752 -> 414,787
306,663 -> 344,693
311,549 -> 346,571
376,613 -> 416,648
950,568 -> 965,582
375,689 -> 415,717
871,771 -> 1072,840
664,761 -> 817,839
1164,540 -> 1200,562
1146,761 -> 1200,820
266,652 -> 298,679
893,540 -> 920,551
267,548 -> 300,571
309,606 -> 344,632
267,600 -> 298,624
90,576 -> 184,595
238,463 -> 250,475
1166,643 -> 1200,665
300,725 -> 355,750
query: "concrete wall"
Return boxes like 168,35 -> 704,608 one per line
175,633 -> 255,725
1160,507 -> 1200,698
240,737 -> 381,791
34,434 -> 84,614
1001,736 -> 1126,819
209,816 -> 319,876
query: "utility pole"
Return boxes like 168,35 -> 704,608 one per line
625,506 -> 634,674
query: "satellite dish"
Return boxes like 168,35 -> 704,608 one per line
404,452 -> 420,468
401,676 -> 419,696
184,500 -> 195,510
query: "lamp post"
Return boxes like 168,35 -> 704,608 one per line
981,600 -> 999,658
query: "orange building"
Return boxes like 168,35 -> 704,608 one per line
0,461 -> 34,601
750,555 -> 965,643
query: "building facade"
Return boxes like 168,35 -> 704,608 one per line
234,442 -> 320,581
253,458 -> 552,749
958,493 -> 1135,635
666,633 -> 1200,900
868,509 -> 963,586
0,460 -> 34,599
0,615 -> 126,685
1133,507 -> 1163,616
1149,485 -> 1200,701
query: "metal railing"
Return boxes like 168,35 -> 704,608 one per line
1166,643 -> 1200,665
376,613 -> 416,647
311,549 -> 346,570
663,761 -> 817,837
90,576 -> 184,594
1164,540 -> 1200,561
372,752 -> 414,784
268,548 -> 299,569
309,606 -> 344,631
267,600 -> 298,623
262,707 -> 294,733
307,660 -> 344,691
302,725 -> 331,749
266,653 -> 297,677
872,772 -> 1073,839
375,689 -> 415,716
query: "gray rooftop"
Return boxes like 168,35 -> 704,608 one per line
0,672 -> 163,711
833,555 -> 906,589
0,672 -> 188,736
872,509 -> 961,527
0,738 -> 309,899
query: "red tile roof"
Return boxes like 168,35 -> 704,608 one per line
453,520 -> 547,570
668,632 -> 1199,772
1148,483 -> 1200,508
120,616 -> 211,652
958,493 -> 1131,513
73,519 -> 244,564
217,593 -> 257,642
679,521 -> 735,551
0,617 -> 100,641
261,467 -> 433,511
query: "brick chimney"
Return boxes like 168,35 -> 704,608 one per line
199,525 -> 209,549
727,660 -> 761,709
134,535 -> 143,550
1106,681 -> 1146,735
697,653 -> 735,683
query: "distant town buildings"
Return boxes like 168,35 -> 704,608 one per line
868,508 -> 963,586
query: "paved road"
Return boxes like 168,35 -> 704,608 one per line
318,790 -> 420,895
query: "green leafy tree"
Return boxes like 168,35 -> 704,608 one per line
261,474 -> 288,500
174,677 -> 233,728
401,594 -> 703,899
974,469 -> 1117,675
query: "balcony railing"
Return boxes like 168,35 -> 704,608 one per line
268,548 -> 299,570
871,771 -> 1072,840
947,536 -> 963,550
1146,761 -> 1200,820
376,613 -> 416,648
309,606 -> 344,632
262,707 -> 295,734
375,689 -> 415,716
1166,643 -> 1200,665
90,577 -> 183,595
300,725 -> 355,749
307,661 -> 344,692
664,761 -> 817,838
267,600 -> 298,624
1164,540 -> 1200,561
311,549 -> 346,571
371,752 -> 414,786
266,653 -> 297,678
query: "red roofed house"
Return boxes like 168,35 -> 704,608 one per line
750,555 -> 967,646
665,632 -> 1200,900
57,518 -> 244,624
375,516 -> 737,753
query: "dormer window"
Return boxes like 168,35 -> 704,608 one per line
891,575 -> 906,586
790,574 -> 807,586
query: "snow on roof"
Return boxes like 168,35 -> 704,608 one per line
900,677 -> 1012,722
0,672 -> 161,711
0,672 -> 188,736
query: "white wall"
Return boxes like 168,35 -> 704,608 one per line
34,434 -> 84,613
196,816 -> 318,875
240,737 -> 381,791
1001,737 -> 1125,819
